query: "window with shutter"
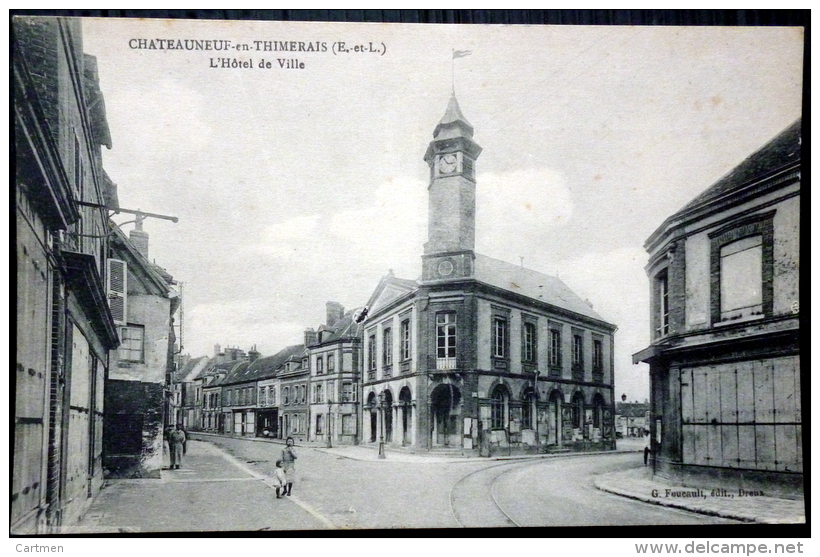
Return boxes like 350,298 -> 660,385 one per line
107,258 -> 128,325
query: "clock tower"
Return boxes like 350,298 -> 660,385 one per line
422,94 -> 482,282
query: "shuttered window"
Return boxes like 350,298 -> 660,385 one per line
680,357 -> 801,472
107,258 -> 127,325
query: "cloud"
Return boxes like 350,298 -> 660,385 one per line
107,77 -> 212,157
476,167 -> 573,259
249,214 -> 322,258
186,301 -> 305,356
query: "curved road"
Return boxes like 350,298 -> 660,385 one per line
452,453 -> 738,527
191,436 -> 739,530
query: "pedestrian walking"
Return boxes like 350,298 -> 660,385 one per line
643,445 -> 651,466
280,436 -> 297,496
273,460 -> 288,498
169,426 -> 186,470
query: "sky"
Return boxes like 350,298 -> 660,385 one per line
81,19 -> 803,402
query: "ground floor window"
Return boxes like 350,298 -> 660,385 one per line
491,385 -> 508,429
342,414 -> 356,435
522,390 -> 536,429
315,414 -> 324,435
572,393 -> 585,429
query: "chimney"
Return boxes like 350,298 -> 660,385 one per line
248,344 -> 260,363
304,328 -> 318,347
129,215 -> 149,260
326,301 -> 344,327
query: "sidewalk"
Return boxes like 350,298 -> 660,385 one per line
594,466 -> 805,524
192,431 -> 644,464
68,439 -> 331,533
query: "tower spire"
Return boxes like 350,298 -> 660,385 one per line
421,93 -> 482,282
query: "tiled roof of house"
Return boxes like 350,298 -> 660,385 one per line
674,118 -> 801,219
474,253 -> 606,323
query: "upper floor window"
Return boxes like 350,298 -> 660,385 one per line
316,355 -> 324,375
593,339 -> 604,372
720,235 -> 763,321
368,334 -> 377,371
341,382 -> 356,402
119,325 -> 145,362
709,211 -> 774,325
314,382 -> 324,404
283,387 -> 289,405
522,321 -> 537,363
655,269 -> 669,338
383,327 -> 393,367
549,328 -> 562,370
572,334 -> 583,370
400,319 -> 411,361
327,354 -> 335,373
259,386 -> 267,406
225,389 -> 232,406
492,317 -> 508,359
436,313 -> 457,369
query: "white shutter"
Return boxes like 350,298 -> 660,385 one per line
107,258 -> 128,325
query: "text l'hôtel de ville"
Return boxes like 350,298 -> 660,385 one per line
128,38 -> 387,69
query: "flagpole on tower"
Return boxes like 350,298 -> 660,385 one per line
451,49 -> 472,96
451,48 -> 455,94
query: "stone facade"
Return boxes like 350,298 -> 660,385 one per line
634,119 -> 802,497
306,306 -> 363,446
361,95 -> 617,455
104,227 -> 179,479
14,17 -> 119,533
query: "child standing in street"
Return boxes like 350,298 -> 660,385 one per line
280,436 -> 297,496
273,460 -> 287,498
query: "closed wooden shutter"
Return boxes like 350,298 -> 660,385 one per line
107,259 -> 127,325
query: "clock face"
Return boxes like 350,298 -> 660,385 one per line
438,260 -> 454,277
439,153 -> 458,174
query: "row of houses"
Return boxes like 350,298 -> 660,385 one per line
172,93 -> 619,455
14,17 -> 180,533
175,303 -> 362,446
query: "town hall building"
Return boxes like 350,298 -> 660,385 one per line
360,95 -> 617,455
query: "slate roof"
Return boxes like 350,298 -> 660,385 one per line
110,225 -> 171,296
222,344 -> 306,386
318,311 -> 363,344
434,93 -> 474,138
674,118 -> 801,219
365,254 -> 608,325
473,253 -> 606,322
616,402 -> 650,418
175,355 -> 208,383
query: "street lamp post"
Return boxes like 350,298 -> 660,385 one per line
378,392 -> 386,459
534,370 -> 540,454
326,398 -> 333,449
